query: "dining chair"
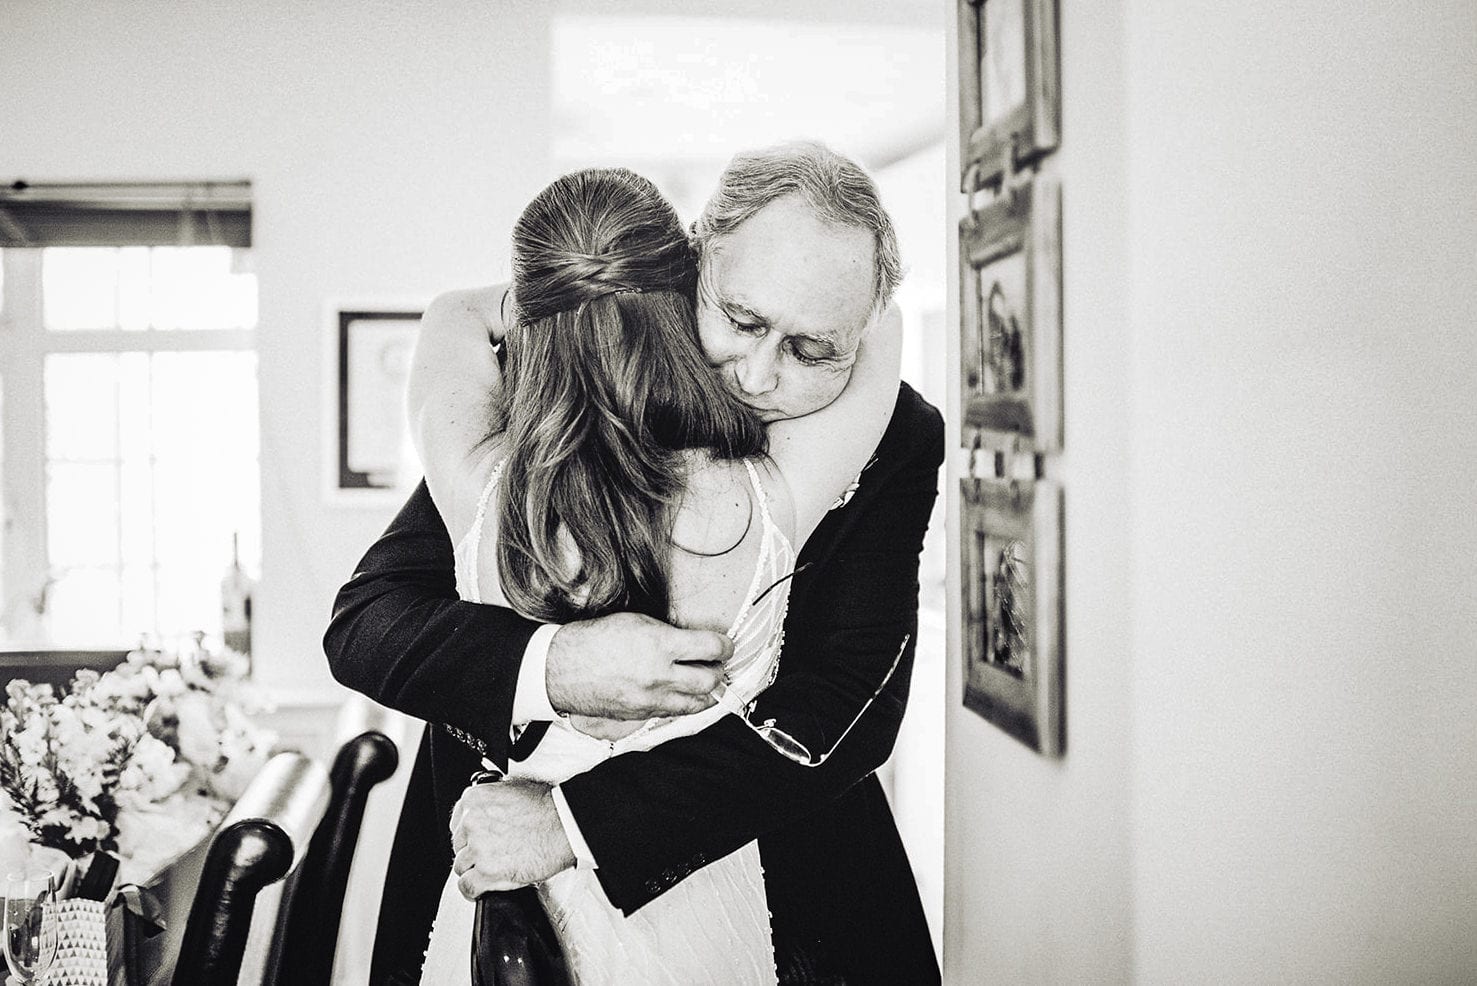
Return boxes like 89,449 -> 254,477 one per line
171,752 -> 331,986
263,717 -> 399,986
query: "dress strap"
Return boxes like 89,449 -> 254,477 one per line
462,459 -> 505,605
741,459 -> 776,534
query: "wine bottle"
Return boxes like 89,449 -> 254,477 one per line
220,531 -> 253,661
472,887 -> 570,986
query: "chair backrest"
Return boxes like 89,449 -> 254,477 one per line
172,752 -> 330,986
264,727 -> 399,985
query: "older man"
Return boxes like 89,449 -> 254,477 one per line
325,142 -> 942,986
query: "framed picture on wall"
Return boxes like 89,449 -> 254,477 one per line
960,475 -> 1063,756
326,305 -> 423,503
959,174 -> 1061,450
957,0 -> 1060,186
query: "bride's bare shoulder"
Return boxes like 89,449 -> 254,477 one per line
673,452 -> 795,550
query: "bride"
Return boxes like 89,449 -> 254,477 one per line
408,167 -> 900,984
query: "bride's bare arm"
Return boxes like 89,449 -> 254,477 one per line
406,285 -> 514,533
765,304 -> 903,544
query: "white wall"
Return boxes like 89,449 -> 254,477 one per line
1125,1 -> 1477,981
945,1 -> 1477,982
2,0 -> 554,695
944,1 -> 1137,981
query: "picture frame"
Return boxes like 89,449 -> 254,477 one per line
325,305 -> 423,503
959,174 -> 1061,450
960,476 -> 1063,756
957,0 -> 1060,186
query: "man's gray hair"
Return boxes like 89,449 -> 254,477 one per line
692,141 -> 902,312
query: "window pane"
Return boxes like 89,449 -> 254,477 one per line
46,567 -> 122,644
45,353 -> 120,460
115,247 -> 152,332
43,248 -> 121,330
46,461 -> 119,569
119,457 -> 154,562
151,460 -> 257,575
42,246 -> 257,332
118,352 -> 151,462
145,247 -> 257,331
155,567 -> 222,639
150,352 -> 260,459
119,564 -> 157,640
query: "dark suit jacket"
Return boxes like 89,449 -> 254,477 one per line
324,382 -> 943,986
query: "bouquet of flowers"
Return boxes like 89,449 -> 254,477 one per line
0,636 -> 278,883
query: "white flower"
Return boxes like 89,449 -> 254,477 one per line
12,720 -> 50,769
149,667 -> 187,699
174,693 -> 222,768
116,734 -> 188,807
65,813 -> 110,845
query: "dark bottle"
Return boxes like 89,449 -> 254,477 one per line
472,888 -> 570,986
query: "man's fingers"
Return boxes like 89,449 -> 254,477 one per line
668,660 -> 725,696
662,627 -> 733,665
457,869 -> 524,901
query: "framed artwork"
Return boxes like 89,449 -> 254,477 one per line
960,476 -> 1063,756
326,306 -> 422,502
959,174 -> 1061,450
958,0 -> 1060,186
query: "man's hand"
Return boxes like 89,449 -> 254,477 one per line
451,779 -> 575,899
545,612 -> 732,720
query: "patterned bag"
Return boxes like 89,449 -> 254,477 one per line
48,898 -> 110,986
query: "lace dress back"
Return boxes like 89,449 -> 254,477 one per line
423,456 -> 793,986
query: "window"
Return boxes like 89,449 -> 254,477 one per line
0,245 -> 259,646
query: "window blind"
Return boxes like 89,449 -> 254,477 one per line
0,180 -> 251,248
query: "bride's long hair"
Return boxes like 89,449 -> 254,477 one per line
496,168 -> 767,623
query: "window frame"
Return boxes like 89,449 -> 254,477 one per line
0,247 -> 257,644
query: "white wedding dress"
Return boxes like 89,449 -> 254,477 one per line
419,457 -> 792,986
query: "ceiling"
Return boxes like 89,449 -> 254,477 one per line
551,13 -> 945,214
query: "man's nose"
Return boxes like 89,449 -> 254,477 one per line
734,348 -> 779,397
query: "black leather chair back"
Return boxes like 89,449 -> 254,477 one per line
171,752 -> 330,986
265,729 -> 399,985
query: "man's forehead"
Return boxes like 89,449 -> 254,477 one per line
704,239 -> 873,346
707,275 -> 867,349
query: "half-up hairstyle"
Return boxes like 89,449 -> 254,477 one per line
497,168 -> 767,623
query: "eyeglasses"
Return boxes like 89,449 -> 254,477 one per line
741,633 -> 910,767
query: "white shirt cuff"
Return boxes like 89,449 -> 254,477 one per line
511,623 -> 562,725
551,785 -> 598,870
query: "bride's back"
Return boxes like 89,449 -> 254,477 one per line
452,442 -> 792,639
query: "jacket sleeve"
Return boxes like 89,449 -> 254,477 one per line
558,395 -> 945,914
322,481 -> 541,765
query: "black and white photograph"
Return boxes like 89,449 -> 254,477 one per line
959,174 -> 1061,448
960,476 -> 1062,757
957,0 -> 1059,185
1,1 -> 1474,984
331,307 -> 422,499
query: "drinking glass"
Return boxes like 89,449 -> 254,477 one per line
2,870 -> 58,986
